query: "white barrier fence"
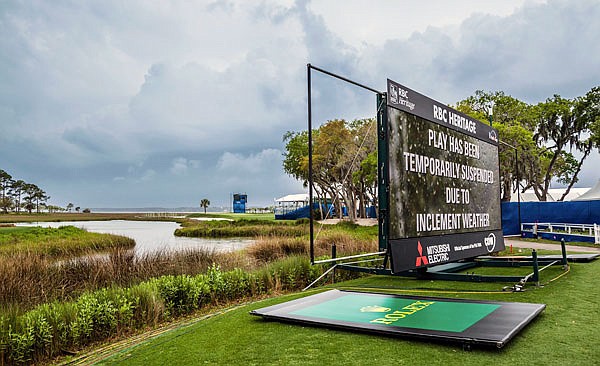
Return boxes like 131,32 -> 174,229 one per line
521,222 -> 600,244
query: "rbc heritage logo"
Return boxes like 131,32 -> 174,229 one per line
389,83 -> 413,109
390,84 -> 399,104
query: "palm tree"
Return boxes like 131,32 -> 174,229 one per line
200,198 -> 210,214
66,203 -> 74,212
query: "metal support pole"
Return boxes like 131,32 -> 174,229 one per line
331,244 -> 337,283
560,238 -> 568,268
516,148 -> 521,230
376,93 -> 388,253
307,64 -> 314,265
532,250 -> 540,285
305,63 -> 383,267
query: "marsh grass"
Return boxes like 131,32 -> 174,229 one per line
0,256 -> 345,365
0,247 -> 251,313
247,227 -> 378,263
175,219 -> 309,238
247,236 -> 308,262
0,217 -> 378,364
0,226 -> 134,257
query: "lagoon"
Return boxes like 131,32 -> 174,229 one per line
17,220 -> 254,255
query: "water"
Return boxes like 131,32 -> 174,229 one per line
16,220 -> 254,255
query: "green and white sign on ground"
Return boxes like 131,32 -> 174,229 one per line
291,293 -> 499,333
251,290 -> 545,348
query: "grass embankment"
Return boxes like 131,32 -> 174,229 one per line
186,213 -> 276,221
0,218 -> 379,365
176,218 -> 377,242
0,248 -> 245,312
175,218 -> 307,238
0,226 -> 134,257
93,259 -> 599,366
0,256 -> 358,365
0,213 -> 146,224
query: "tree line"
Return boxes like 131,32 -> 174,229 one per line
282,86 -> 600,220
455,86 -> 600,201
283,119 -> 377,220
0,169 -> 51,213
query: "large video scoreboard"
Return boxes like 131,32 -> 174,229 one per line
386,79 -> 504,273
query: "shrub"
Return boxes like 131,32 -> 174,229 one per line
126,282 -> 164,327
151,275 -> 210,317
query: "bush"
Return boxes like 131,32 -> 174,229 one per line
151,275 -> 209,317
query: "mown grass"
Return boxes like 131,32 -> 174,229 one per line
0,226 -> 134,257
95,259 -> 600,366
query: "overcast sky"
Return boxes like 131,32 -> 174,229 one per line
1,0 -> 599,208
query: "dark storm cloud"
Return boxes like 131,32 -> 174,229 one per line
1,0 -> 598,207
366,0 -> 600,103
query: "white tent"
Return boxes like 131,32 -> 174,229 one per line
573,180 -> 600,201
510,187 -> 591,202
275,193 -> 309,203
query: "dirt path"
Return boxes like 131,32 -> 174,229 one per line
504,237 -> 600,253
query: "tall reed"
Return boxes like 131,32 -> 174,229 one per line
247,231 -> 377,262
0,256 -> 349,365
0,248 -> 248,312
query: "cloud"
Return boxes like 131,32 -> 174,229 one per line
170,157 -> 200,176
140,169 -> 156,182
1,0 -> 598,207
361,0 -> 600,103
217,149 -> 281,174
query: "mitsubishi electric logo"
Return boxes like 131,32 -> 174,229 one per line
415,241 -> 429,267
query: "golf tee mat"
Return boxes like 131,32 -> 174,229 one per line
250,290 -> 545,348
